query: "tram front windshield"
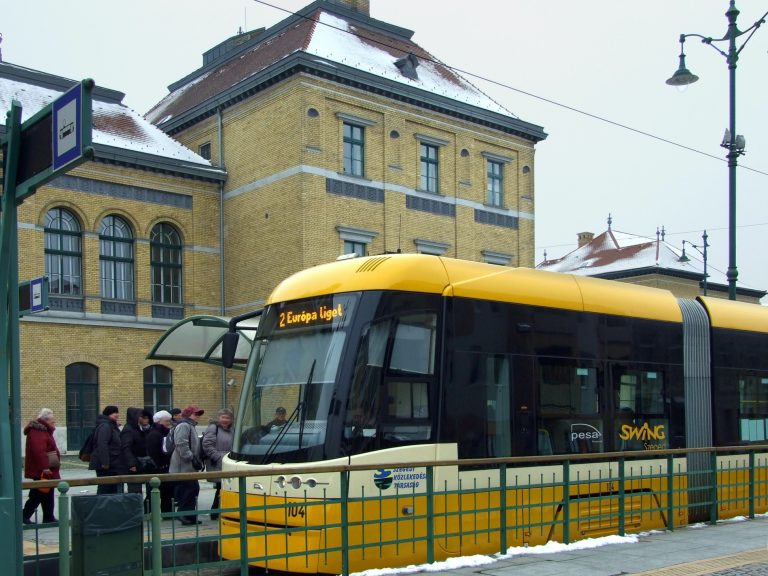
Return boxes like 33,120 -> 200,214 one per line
233,293 -> 357,463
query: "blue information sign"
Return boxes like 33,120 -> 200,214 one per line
52,83 -> 83,171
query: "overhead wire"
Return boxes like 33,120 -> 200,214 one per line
252,0 -> 768,177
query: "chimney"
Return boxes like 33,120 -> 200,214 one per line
328,0 -> 370,15
577,232 -> 594,248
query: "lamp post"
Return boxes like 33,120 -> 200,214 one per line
679,231 -> 710,296
666,1 -> 767,301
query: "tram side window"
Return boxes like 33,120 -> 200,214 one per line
382,313 -> 436,444
615,370 -> 668,451
444,352 -> 512,459
538,362 -> 603,454
345,321 -> 389,450
713,368 -> 768,445
739,375 -> 768,442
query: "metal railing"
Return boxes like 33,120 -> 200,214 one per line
21,445 -> 768,576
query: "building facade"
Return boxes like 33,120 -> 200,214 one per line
4,0 -> 547,450
2,62 -> 227,451
146,0 -> 547,315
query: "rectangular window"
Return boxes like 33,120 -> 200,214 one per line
420,143 -> 439,193
614,369 -> 669,451
343,123 -> 364,176
739,375 -> 768,441
199,142 -> 211,160
344,240 -> 367,257
538,361 -> 604,454
487,160 -> 503,207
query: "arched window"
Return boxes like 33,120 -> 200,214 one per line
143,365 -> 173,414
65,362 -> 99,450
100,215 -> 134,300
44,208 -> 82,296
150,223 -> 183,304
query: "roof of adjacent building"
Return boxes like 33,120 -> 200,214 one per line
537,227 -> 765,298
145,0 -> 547,143
0,62 -> 226,182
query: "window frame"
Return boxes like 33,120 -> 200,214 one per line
44,208 -> 83,296
343,122 -> 365,177
99,215 -> 135,301
487,159 -> 504,207
143,365 -> 173,414
150,223 -> 183,305
419,143 -> 439,193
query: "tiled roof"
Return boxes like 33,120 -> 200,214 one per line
145,2 -> 545,141
537,229 -> 716,281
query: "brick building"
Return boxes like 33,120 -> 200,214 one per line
147,0 -> 547,315
4,0 -> 547,450
1,62 -> 227,451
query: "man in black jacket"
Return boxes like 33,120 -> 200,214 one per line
122,407 -> 153,502
89,405 -> 134,494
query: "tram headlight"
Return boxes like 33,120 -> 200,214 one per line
276,475 -> 287,489
290,476 -> 302,489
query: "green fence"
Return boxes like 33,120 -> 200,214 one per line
21,445 -> 768,576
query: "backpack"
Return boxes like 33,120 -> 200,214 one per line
78,428 -> 97,462
162,427 -> 176,456
164,424 -> 205,469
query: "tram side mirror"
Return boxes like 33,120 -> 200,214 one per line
221,331 -> 240,369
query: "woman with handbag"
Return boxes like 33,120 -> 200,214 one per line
23,408 -> 61,524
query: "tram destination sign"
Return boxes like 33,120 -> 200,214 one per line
276,295 -> 355,331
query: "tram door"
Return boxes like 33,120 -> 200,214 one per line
536,359 -> 606,455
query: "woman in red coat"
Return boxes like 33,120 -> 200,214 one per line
23,408 -> 61,524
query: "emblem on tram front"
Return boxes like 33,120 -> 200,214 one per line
373,468 -> 393,490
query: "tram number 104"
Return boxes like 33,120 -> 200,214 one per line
287,504 -> 307,518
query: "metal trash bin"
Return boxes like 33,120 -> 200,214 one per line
71,493 -> 144,575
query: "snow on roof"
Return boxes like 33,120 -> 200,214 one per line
306,12 -> 512,115
537,229 -> 727,284
146,6 -> 513,125
0,76 -> 210,165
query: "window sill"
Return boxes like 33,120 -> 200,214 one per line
337,172 -> 372,182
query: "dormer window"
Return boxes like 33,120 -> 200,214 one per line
395,53 -> 420,81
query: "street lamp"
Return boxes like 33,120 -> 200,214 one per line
678,231 -> 710,296
666,1 -> 767,300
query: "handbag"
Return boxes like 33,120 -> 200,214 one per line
46,450 -> 60,469
137,455 -> 156,473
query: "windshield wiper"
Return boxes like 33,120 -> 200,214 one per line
261,359 -> 316,463
298,360 -> 315,449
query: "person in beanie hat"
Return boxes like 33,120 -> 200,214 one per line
170,408 -> 182,427
169,405 -> 205,524
90,405 -> 132,494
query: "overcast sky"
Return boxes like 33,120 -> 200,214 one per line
4,1 -> 767,301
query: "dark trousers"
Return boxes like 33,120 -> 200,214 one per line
159,480 -> 176,514
210,482 -> 221,518
23,487 -> 55,522
96,468 -> 124,495
174,479 -> 199,521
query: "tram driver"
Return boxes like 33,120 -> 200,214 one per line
262,407 -> 287,434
